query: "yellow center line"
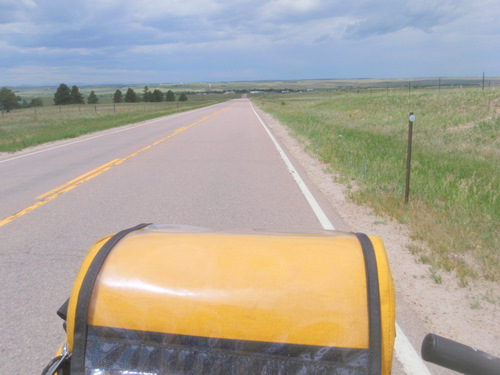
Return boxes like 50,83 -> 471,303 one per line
36,159 -> 120,200
0,103 -> 234,228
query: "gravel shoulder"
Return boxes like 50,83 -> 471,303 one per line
255,105 -> 500,359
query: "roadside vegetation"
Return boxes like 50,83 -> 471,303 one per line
0,93 -> 237,153
252,87 -> 499,285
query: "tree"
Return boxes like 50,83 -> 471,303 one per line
30,97 -> 44,107
87,90 -> 99,104
113,89 -> 123,103
71,85 -> 84,104
178,93 -> 188,102
152,89 -> 164,102
166,90 -> 175,102
54,84 -> 72,105
20,97 -> 43,108
125,88 -> 137,102
0,87 -> 21,112
143,86 -> 152,102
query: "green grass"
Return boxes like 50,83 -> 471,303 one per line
429,267 -> 443,284
0,95 -> 235,153
252,88 -> 500,283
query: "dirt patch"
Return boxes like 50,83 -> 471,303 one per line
255,106 -> 500,358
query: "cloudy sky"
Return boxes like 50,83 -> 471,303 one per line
1,0 -> 499,86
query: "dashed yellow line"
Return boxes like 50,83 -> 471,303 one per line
0,103 -> 234,228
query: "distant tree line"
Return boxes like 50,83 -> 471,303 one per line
114,86 -> 187,103
0,87 -> 43,112
2,84 -> 189,111
53,84 -> 99,105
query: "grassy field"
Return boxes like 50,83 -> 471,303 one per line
9,77 -> 500,100
0,94 -> 237,153
252,87 -> 499,284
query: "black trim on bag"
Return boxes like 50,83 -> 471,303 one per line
71,223 -> 151,375
85,325 -> 370,374
355,232 -> 382,375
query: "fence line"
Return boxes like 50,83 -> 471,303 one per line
0,101 -> 201,122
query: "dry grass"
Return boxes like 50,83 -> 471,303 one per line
253,87 -> 500,284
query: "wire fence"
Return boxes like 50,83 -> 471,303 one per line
325,77 -> 500,93
2,102 -> 165,121
0,94 -> 240,122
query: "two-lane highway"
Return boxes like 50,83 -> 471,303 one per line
1,98 -> 436,374
0,99 -> 344,373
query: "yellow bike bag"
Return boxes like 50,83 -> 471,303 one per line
61,224 -> 395,375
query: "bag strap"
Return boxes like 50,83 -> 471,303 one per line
355,232 -> 382,375
71,223 -> 151,374
41,350 -> 71,375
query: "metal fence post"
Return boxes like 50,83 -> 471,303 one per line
405,113 -> 415,204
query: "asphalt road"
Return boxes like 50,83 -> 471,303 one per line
0,99 -> 344,373
0,99 -> 440,374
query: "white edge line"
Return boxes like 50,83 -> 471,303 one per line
0,105 -> 212,164
250,100 -> 432,375
250,101 -> 335,231
395,323 -> 432,375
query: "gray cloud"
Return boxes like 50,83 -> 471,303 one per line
0,1 -> 468,49
343,0 -> 465,39
0,0 -> 498,85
